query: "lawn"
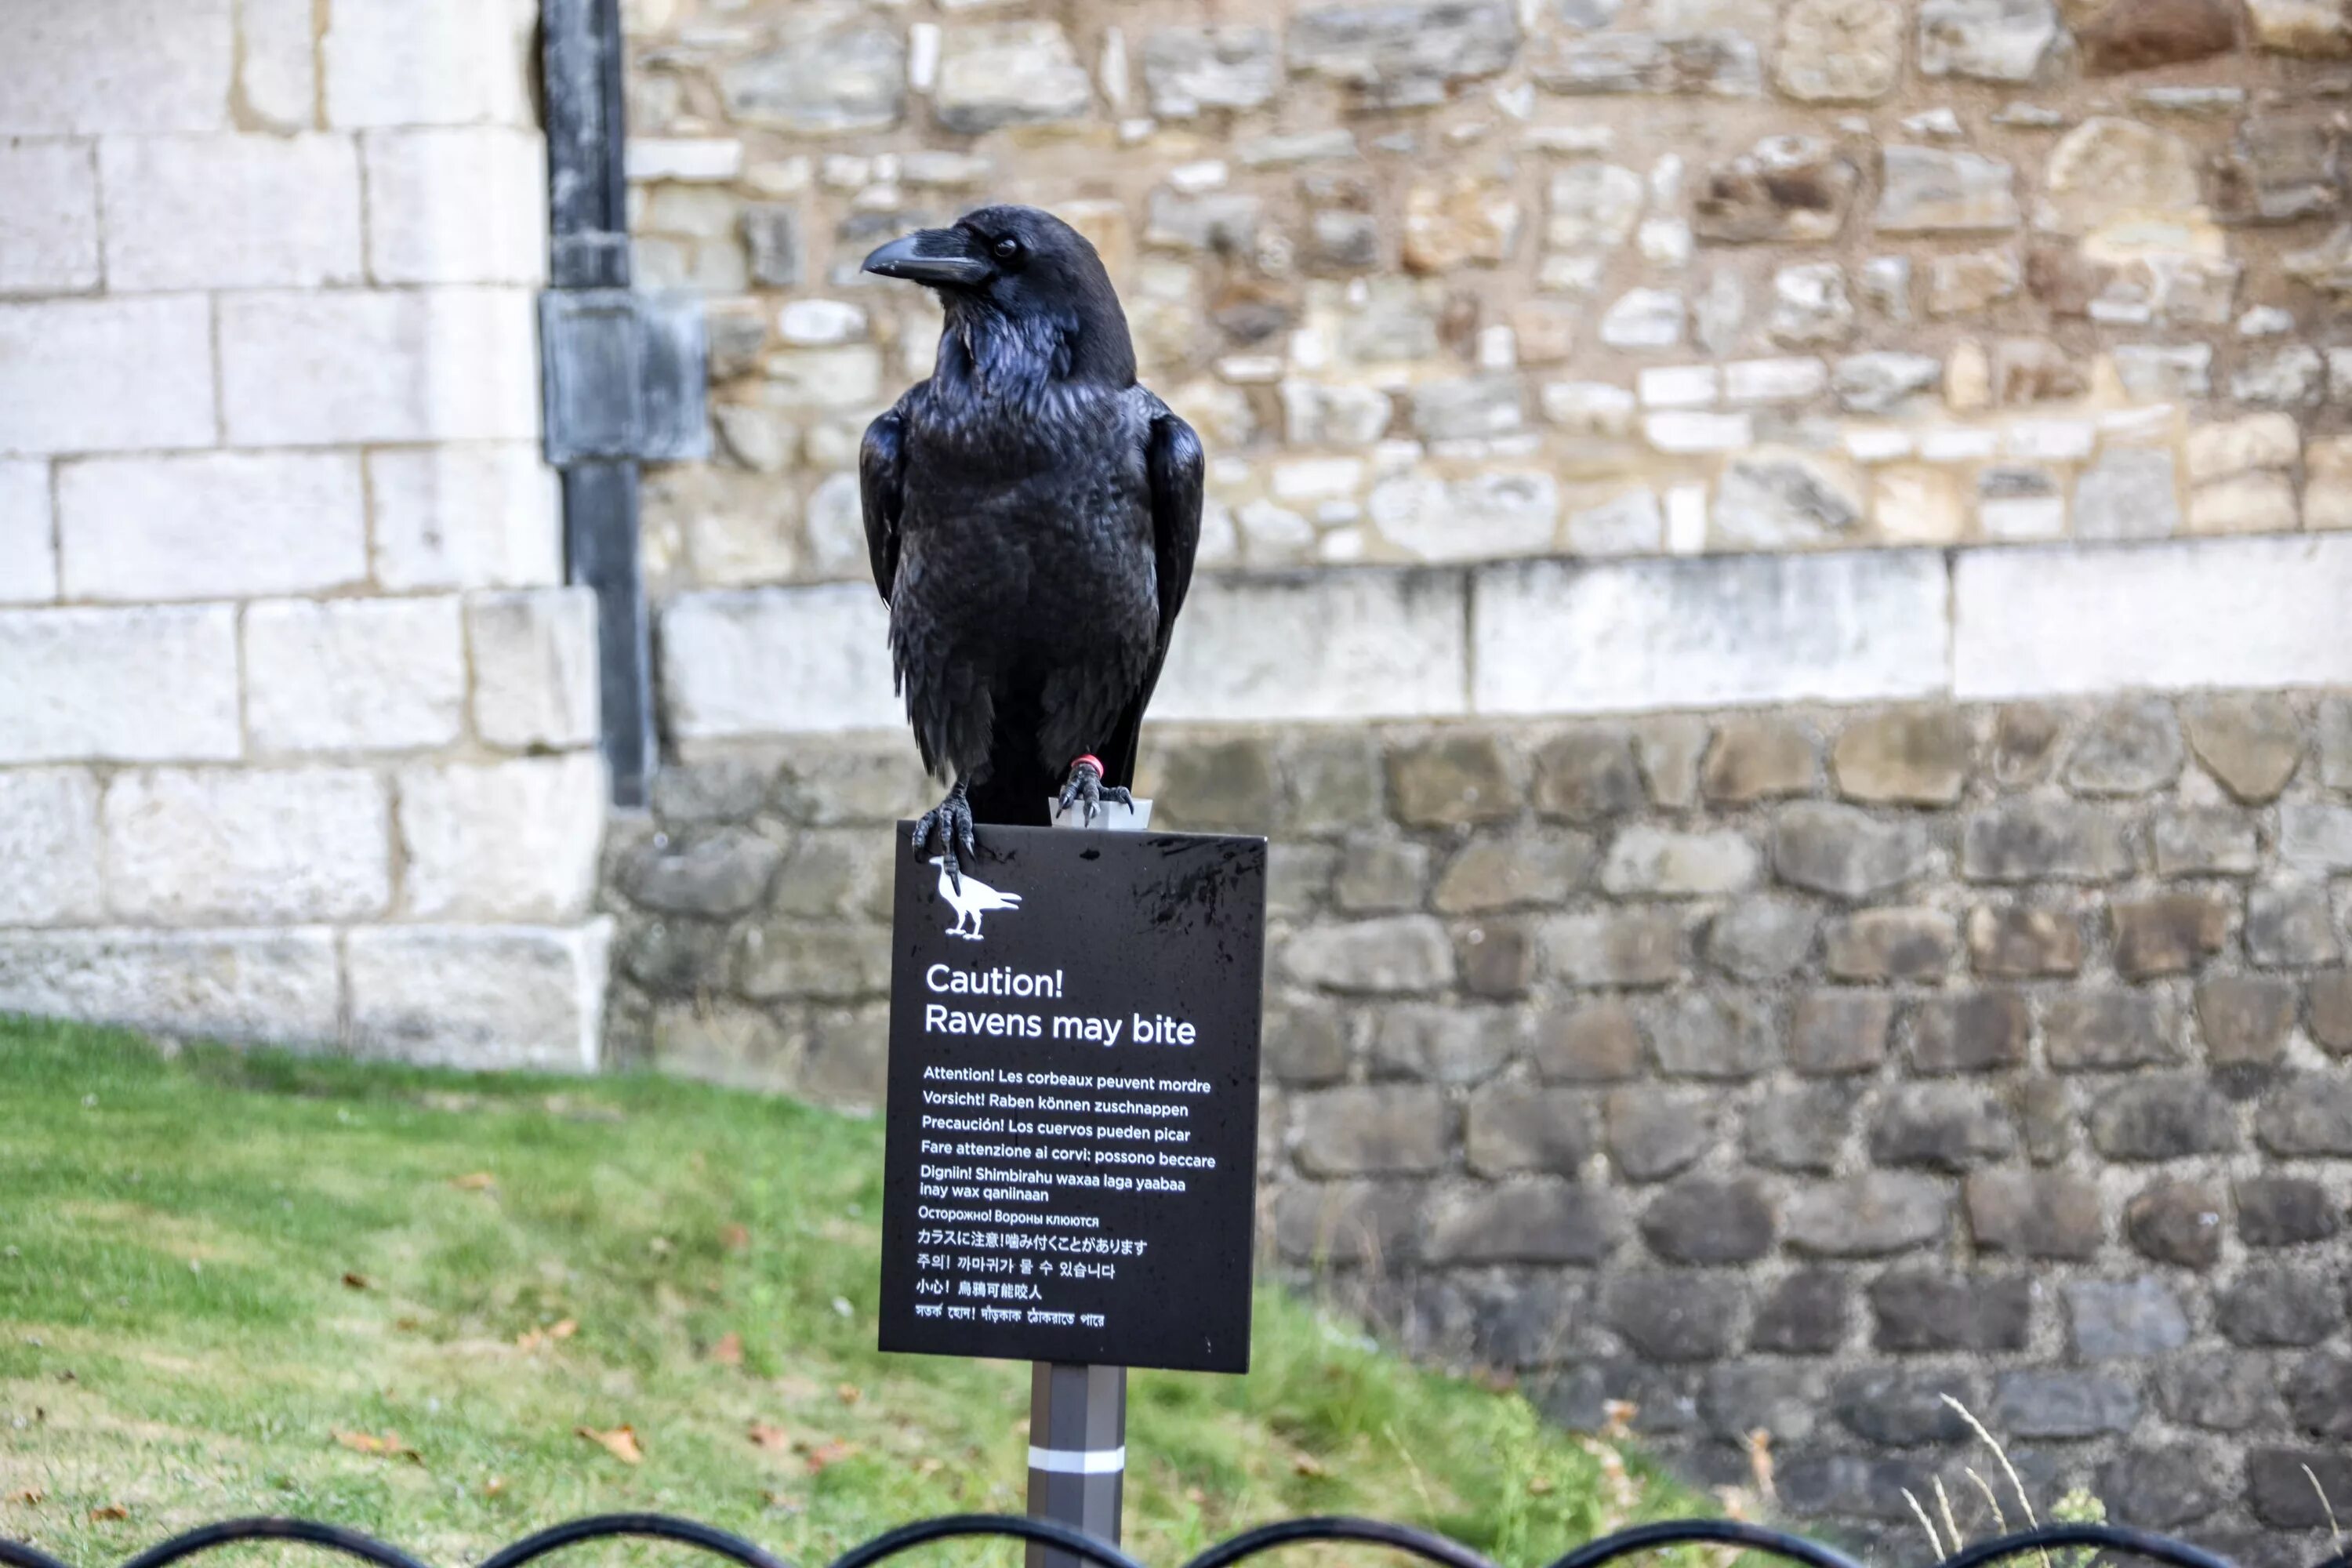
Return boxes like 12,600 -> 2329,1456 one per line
0,1017 -> 1717,1568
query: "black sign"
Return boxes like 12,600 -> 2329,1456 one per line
876,825 -> 1267,1374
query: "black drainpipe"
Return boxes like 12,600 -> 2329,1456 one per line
539,0 -> 707,809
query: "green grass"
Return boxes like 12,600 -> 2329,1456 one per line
0,1015 -> 1719,1568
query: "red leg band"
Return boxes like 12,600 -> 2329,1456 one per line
1070,754 -> 1103,777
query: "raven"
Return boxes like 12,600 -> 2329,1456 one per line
858,205 -> 1203,884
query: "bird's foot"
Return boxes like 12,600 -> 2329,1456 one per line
912,782 -> 978,891
1056,755 -> 1131,828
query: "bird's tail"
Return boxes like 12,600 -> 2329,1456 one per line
1000,891 -> 1022,906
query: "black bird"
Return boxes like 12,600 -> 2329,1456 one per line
858,205 -> 1203,884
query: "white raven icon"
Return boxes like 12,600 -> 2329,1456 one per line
931,856 -> 1022,941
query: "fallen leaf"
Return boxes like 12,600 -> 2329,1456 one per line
711,1333 -> 744,1367
834,1383 -> 862,1406
577,1425 -> 643,1465
450,1172 -> 495,1191
804,1439 -> 859,1473
720,1224 -> 750,1250
1527,1475 -> 1553,1496
342,1272 -> 372,1290
89,1505 -> 129,1521
334,1429 -> 421,1462
916,1457 -> 945,1476
7,1488 -> 44,1505
394,1316 -> 422,1332
748,1421 -> 791,1450
1292,1453 -> 1326,1478
517,1320 -> 575,1352
484,1478 -> 506,1497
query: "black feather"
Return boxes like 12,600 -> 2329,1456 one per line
858,205 -> 1204,824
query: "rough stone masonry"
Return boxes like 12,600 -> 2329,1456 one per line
607,699 -> 2352,1561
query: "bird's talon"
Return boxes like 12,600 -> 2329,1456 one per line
1061,755 -> 1112,826
913,782 -> 977,892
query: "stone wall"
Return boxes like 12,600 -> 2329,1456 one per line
0,0 -> 611,1067
606,697 -> 2352,1559
622,0 -> 2352,717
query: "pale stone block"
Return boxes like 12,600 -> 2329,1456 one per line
2002,419 -> 2096,462
100,134 -> 361,289
239,0 -> 318,130
1367,471 -> 1559,561
1726,357 -> 1829,404
626,138 -> 746,182
396,754 -> 606,921
2305,434 -> 2352,531
1566,489 -> 1664,556
1665,483 -> 1709,554
1475,550 -> 1950,715
346,921 -> 611,1071
662,583 -> 902,737
1645,411 -> 1754,453
104,767 -> 391,921
368,444 -> 561,590
1874,466 -> 1967,544
363,128 -> 547,285
0,768 -> 103,924
776,299 -> 869,345
58,452 -> 365,601
245,597 -> 467,753
2187,471 -> 2299,534
1919,426 -> 2001,462
0,140 -> 100,292
220,288 -> 539,445
2074,446 -> 2180,542
1979,492 -> 2067,541
1844,428 -> 1918,463
2111,343 -> 2212,401
323,0 -> 537,128
1955,535 -> 2352,699
466,587 -> 599,750
763,345 -> 885,411
0,460 -> 56,603
1156,570 -> 1469,723
1540,381 -> 1637,435
2187,414 -> 2299,481
0,927 -> 339,1044
1639,365 -> 1719,408
0,0 -> 233,132
0,605 -> 239,763
0,297 -> 215,455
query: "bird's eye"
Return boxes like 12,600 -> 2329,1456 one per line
993,236 -> 1021,260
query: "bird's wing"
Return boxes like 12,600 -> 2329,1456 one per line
1098,393 -> 1205,791
858,401 -> 909,603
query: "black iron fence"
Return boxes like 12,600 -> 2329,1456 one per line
2,1513 -> 2349,1568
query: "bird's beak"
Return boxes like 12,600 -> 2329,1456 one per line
862,228 -> 992,288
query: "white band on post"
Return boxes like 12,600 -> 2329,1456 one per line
1028,1444 -> 1127,1475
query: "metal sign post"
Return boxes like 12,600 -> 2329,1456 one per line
1029,797 -> 1144,1568
1026,1360 -> 1127,1568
